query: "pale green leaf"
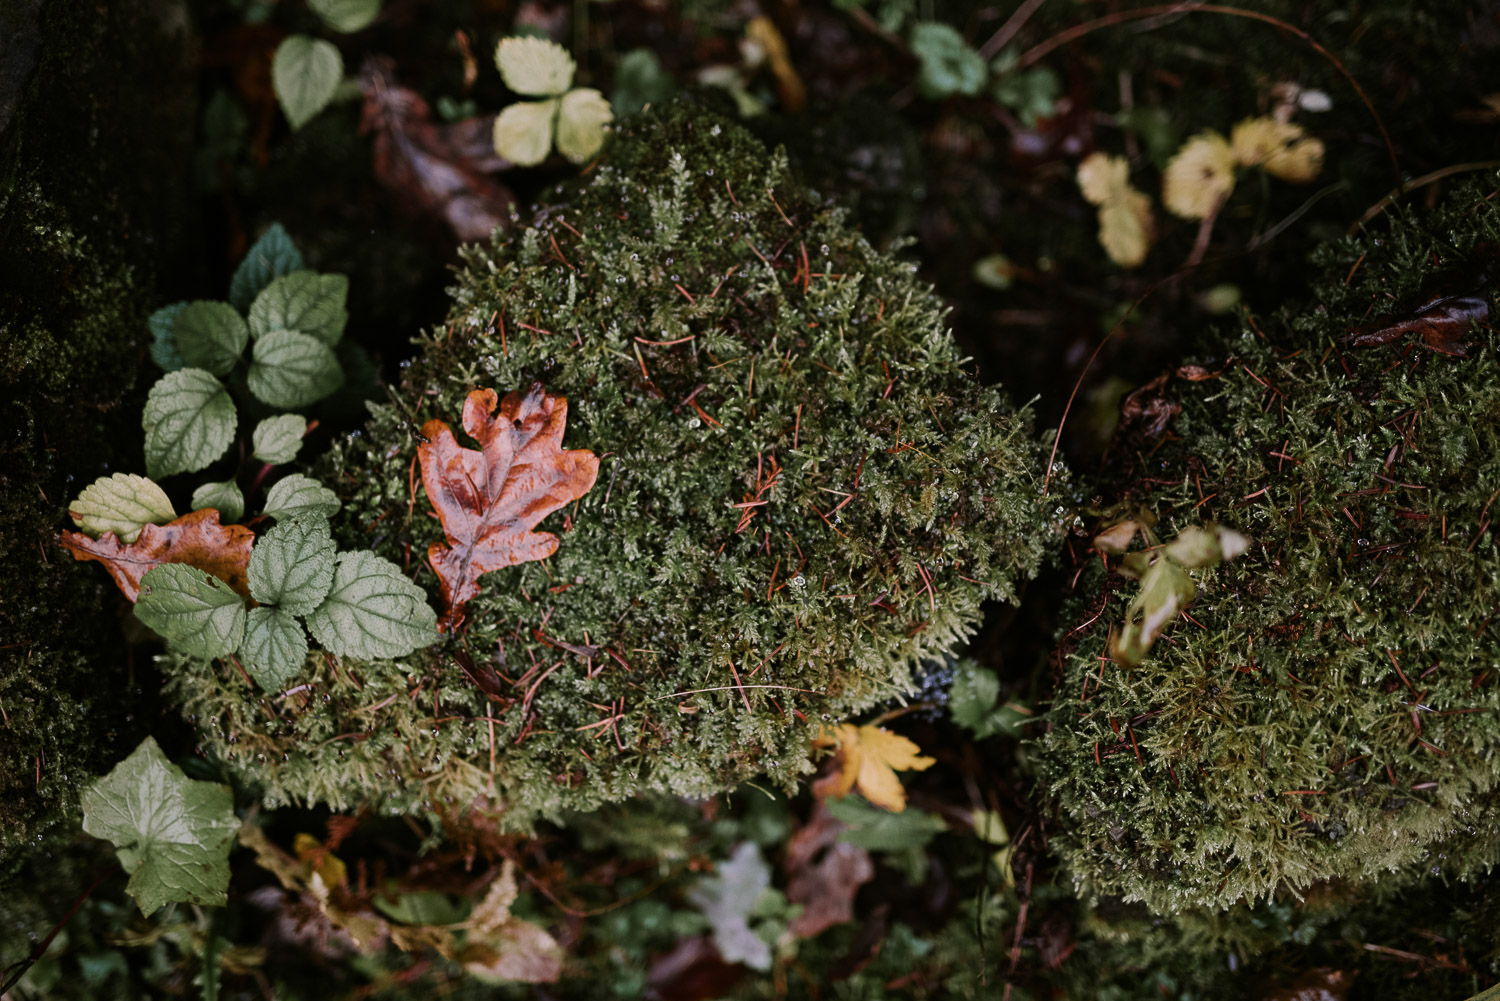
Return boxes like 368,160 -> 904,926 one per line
230,224 -> 304,313
191,479 -> 246,523
241,607 -> 309,690
135,564 -> 246,660
248,271 -> 348,344
248,329 -> 344,409
555,88 -> 611,163
825,796 -> 946,852
262,474 -> 342,521
305,550 -> 440,659
80,736 -> 237,916
252,414 -> 307,465
492,99 -> 557,167
494,36 -> 574,97
142,369 -> 237,479
686,843 -> 772,971
174,301 -> 249,376
69,473 -> 176,543
909,22 -> 985,99
248,516 -> 336,615
149,302 -> 188,371
272,35 -> 343,130
308,0 -> 380,33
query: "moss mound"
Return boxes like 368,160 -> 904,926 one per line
167,94 -> 1068,826
1038,179 -> 1500,912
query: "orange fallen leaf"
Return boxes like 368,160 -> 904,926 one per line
59,508 -> 255,602
418,384 -> 599,632
813,723 -> 935,812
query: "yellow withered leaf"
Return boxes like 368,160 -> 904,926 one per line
1162,131 -> 1236,220
1076,153 -> 1154,267
1230,116 -> 1324,183
818,723 -> 935,812
494,36 -> 574,97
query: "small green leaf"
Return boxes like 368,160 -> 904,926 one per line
142,369 -> 238,479
248,516 -> 336,615
989,53 -> 1060,127
135,564 -> 246,660
174,301 -> 249,377
230,224 -> 305,313
308,0 -> 380,33
949,661 -> 1008,739
248,271 -> 349,345
494,36 -> 575,97
909,22 -> 985,99
191,479 -> 246,523
262,474 -> 342,521
306,550 -> 440,659
272,35 -> 343,131
241,606 -> 309,690
825,796 -> 946,852
69,473 -> 177,543
611,48 -> 675,116
80,736 -> 238,916
556,88 -> 612,163
252,414 -> 307,465
248,329 -> 344,409
149,302 -> 188,371
492,98 -> 557,167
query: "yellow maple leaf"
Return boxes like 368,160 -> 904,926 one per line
818,723 -> 935,812
1162,131 -> 1236,220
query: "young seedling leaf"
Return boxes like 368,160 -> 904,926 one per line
555,88 -> 612,163
230,224 -> 305,313
305,550 -> 439,658
241,606 -> 309,689
948,661 -> 1029,739
174,301 -> 249,376
69,473 -> 177,543
492,98 -> 557,167
60,509 -> 255,601
309,0 -> 380,34
262,473 -> 342,521
191,479 -> 246,524
248,516 -> 336,615
909,22 -> 985,99
148,302 -> 188,371
273,35 -> 343,131
142,369 -> 237,479
418,385 -> 599,631
248,271 -> 349,344
814,723 -> 935,812
494,36 -> 575,97
1076,153 -> 1154,268
248,329 -> 344,409
80,736 -> 238,916
686,842 -> 774,971
135,563 -> 247,659
252,414 -> 308,465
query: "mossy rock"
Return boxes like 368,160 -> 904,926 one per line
1038,178 -> 1500,913
167,94 -> 1069,826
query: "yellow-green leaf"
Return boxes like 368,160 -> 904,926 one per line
494,36 -> 574,97
492,99 -> 557,167
70,473 -> 177,543
555,88 -> 612,163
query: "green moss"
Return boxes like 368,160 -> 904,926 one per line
167,94 -> 1068,826
1037,179 -> 1500,913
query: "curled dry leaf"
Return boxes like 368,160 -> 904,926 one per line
418,384 -> 600,631
60,508 -> 255,602
1345,245 -> 1496,357
813,723 -> 935,812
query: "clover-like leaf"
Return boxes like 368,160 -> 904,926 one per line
174,301 -> 249,376
273,35 -> 343,131
305,550 -> 440,659
248,271 -> 349,345
81,736 -> 238,916
148,302 -> 188,371
69,473 -> 177,543
135,563 -> 247,660
495,36 -> 575,97
492,98 -> 557,167
248,329 -> 344,409
142,369 -> 237,479
309,0 -> 380,34
241,606 -> 309,690
909,22 -> 985,100
1162,131 -> 1236,220
230,224 -> 305,313
248,516 -> 336,615
262,473 -> 342,521
191,479 -> 246,524
556,88 -> 612,163
252,414 -> 308,465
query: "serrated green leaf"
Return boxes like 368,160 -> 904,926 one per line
909,22 -> 985,100
308,0 -> 380,33
248,329 -> 344,409
492,98 -> 557,167
142,369 -> 238,479
825,796 -> 946,852
190,479 -> 246,523
252,414 -> 307,465
80,736 -> 237,916
248,271 -> 349,344
948,661 -> 1004,738
135,564 -> 246,660
495,36 -> 574,96
556,88 -> 611,163
241,606 -> 309,690
173,301 -> 249,376
306,550 -> 440,659
230,224 -> 304,313
262,474 -> 342,521
248,516 -> 336,615
70,473 -> 177,543
149,302 -> 188,371
272,35 -> 343,131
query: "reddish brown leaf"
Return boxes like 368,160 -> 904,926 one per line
59,508 -> 255,602
418,384 -> 599,632
1345,244 -> 1497,357
784,801 -> 874,939
359,56 -> 516,244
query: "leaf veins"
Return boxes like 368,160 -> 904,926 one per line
60,508 -> 255,602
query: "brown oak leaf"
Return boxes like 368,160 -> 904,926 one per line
418,384 -> 599,632
59,508 -> 255,602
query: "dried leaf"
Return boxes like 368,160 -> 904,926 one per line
60,508 -> 255,602
459,861 -> 563,983
1077,153 -> 1153,267
784,802 -> 874,939
815,723 -> 935,812
1162,131 -> 1236,220
1345,246 -> 1496,357
1230,116 -> 1323,183
417,384 -> 599,631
